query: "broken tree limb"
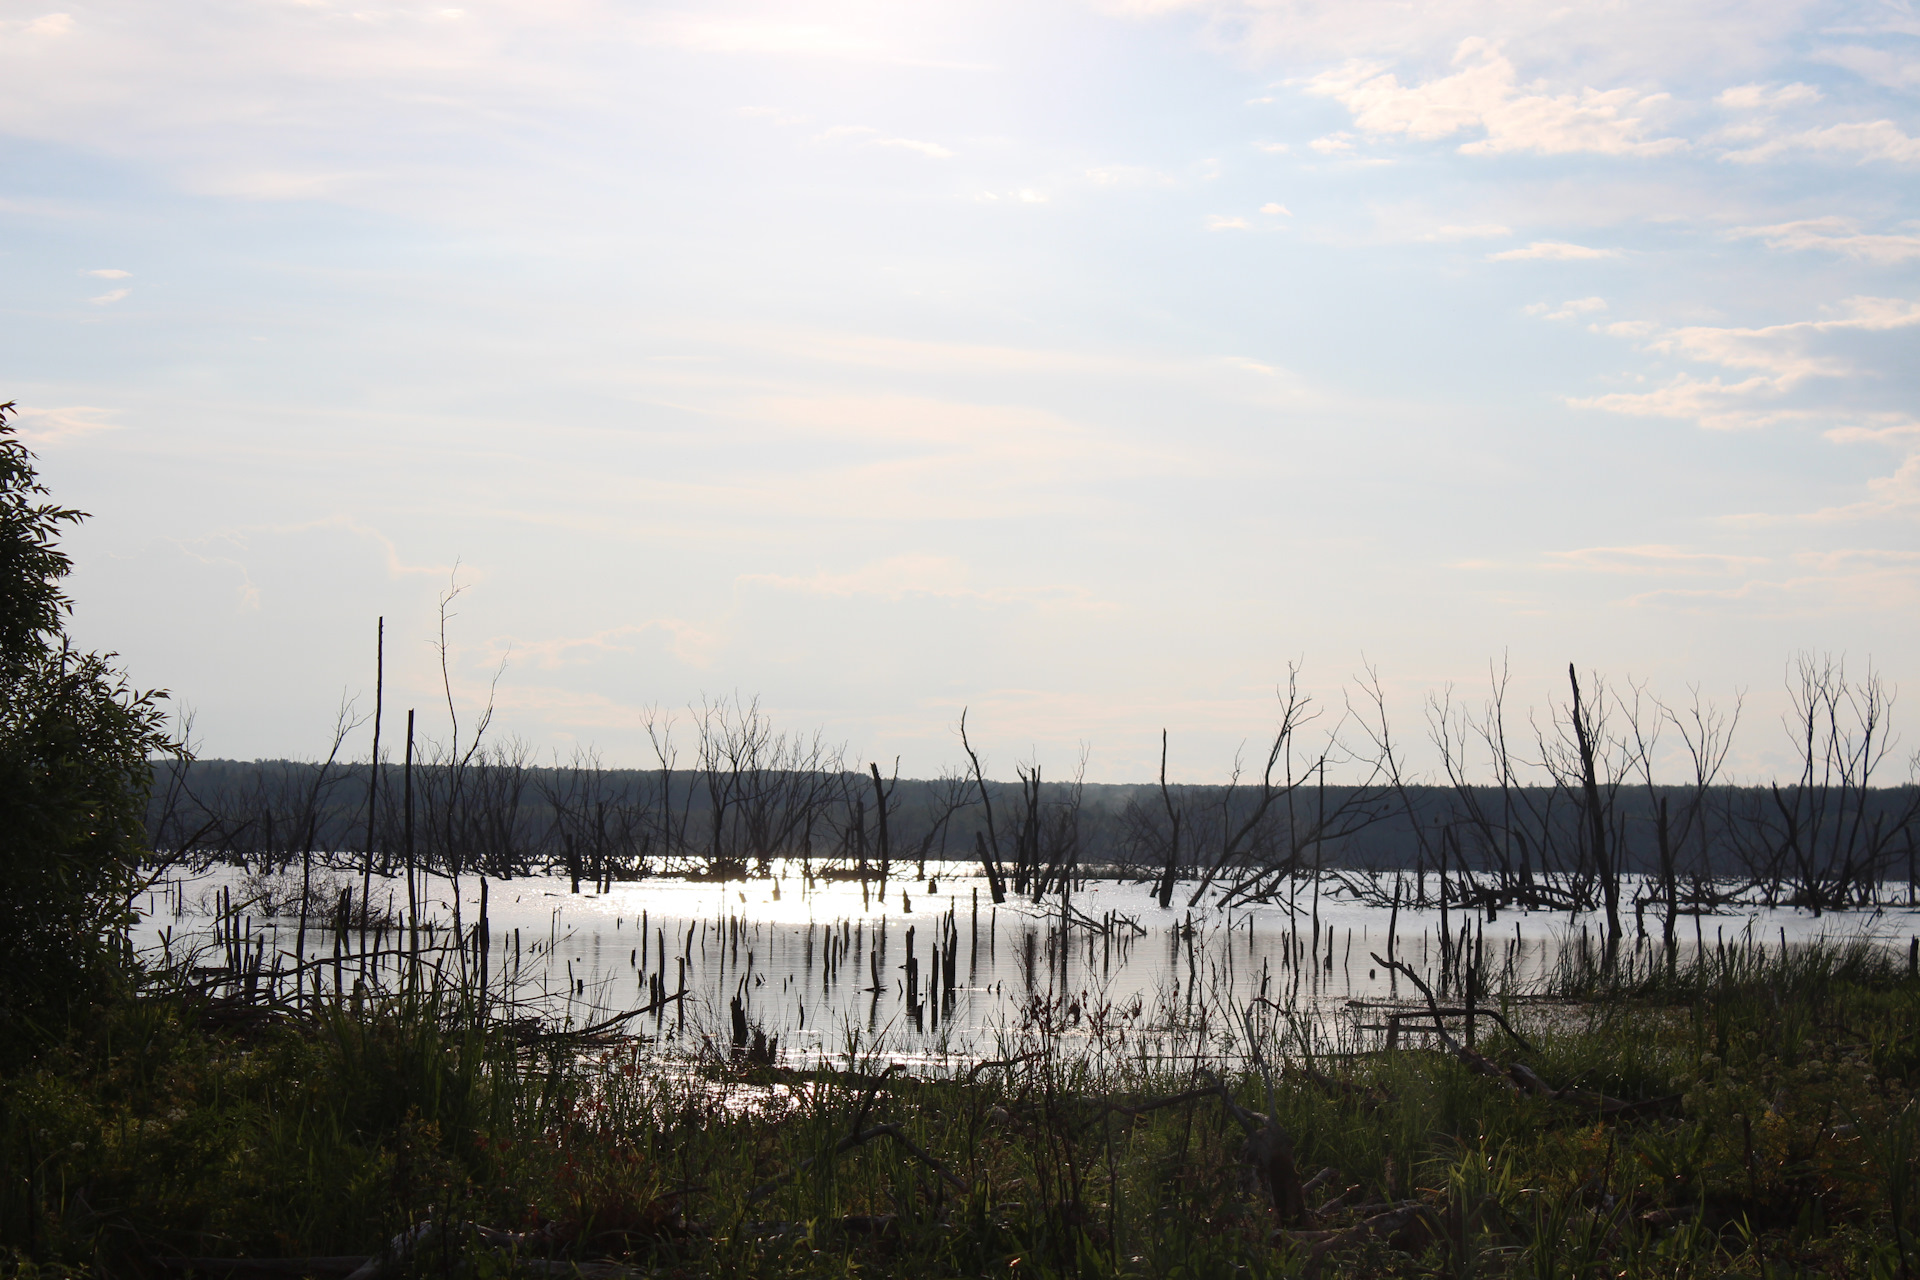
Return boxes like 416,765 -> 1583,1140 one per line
1371,954 -> 1514,1086
961,1051 -> 1044,1084
743,1122 -> 970,1204
1371,954 -> 1674,1117
1278,1202 -> 1440,1279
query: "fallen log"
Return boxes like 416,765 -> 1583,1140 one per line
744,1121 -> 970,1203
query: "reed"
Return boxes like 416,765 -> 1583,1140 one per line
4,923 -> 1917,1278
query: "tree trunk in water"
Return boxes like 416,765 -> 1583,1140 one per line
1568,665 -> 1619,956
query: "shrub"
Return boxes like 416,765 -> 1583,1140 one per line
0,400 -> 174,1053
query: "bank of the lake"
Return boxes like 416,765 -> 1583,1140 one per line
3,932 -> 1917,1279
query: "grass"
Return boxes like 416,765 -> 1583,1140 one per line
3,934 -> 1918,1279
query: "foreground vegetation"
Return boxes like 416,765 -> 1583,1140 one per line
3,935 -> 1917,1279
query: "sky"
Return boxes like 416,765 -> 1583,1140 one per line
1,0 -> 1916,785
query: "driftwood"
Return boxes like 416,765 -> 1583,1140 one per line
962,1050 -> 1045,1083
159,1208 -> 930,1278
1276,1201 -> 1440,1278
520,995 -> 686,1044
745,1071 -> 965,1205
1372,954 -> 1679,1117
1194,1065 -> 1309,1227
743,1122 -> 970,1203
155,1261 -> 366,1277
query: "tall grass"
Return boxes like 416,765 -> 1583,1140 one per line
4,928 -> 1918,1278
1544,926 -> 1908,1002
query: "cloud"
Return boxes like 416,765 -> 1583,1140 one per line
1572,376 -> 1796,431
1096,0 -> 1818,90
1546,545 -> 1767,575
815,125 -> 953,158
10,404 -> 121,445
746,554 -> 974,600
1791,449 -> 1920,523
1308,132 -> 1355,154
11,12 -> 73,38
1259,202 -> 1291,214
1622,558 -> 1920,616
88,287 -> 131,304
1084,165 -> 1174,186
1487,240 -> 1619,261
1307,38 -> 1684,157
1729,216 -> 1920,264
1423,223 -> 1511,240
637,17 -> 938,65
1525,296 -> 1607,321
1725,119 -> 1920,164
1812,45 -> 1920,92
498,620 -> 720,670
737,105 -> 808,127
83,267 -> 130,278
1252,140 -> 1290,153
1571,297 -> 1920,431
1824,414 -> 1920,446
743,554 -> 1095,607
1715,82 -> 1822,109
1206,214 -> 1251,230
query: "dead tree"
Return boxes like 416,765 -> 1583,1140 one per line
1186,666 -> 1323,908
958,708 -> 1007,903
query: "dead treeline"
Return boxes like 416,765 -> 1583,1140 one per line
149,654 -> 1920,938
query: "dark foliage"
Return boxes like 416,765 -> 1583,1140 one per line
0,401 -> 175,1053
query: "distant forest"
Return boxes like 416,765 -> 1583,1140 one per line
149,710 -> 1920,932
151,758 -> 1919,885
141,654 -> 1920,933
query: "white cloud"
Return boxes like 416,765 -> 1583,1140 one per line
745,554 -> 973,600
1525,296 -> 1607,321
89,287 -> 130,304
1252,140 -> 1290,153
640,18 -> 898,62
1725,118 -> 1920,164
815,125 -> 953,158
737,105 -> 808,127
494,620 -> 719,671
1730,217 -> 1920,264
1824,414 -> 1920,446
1084,165 -> 1176,187
1571,297 -> 1920,430
743,555 -> 1093,607
1621,558 -> 1920,616
1547,545 -> 1766,575
11,404 -> 121,444
1715,82 -> 1822,109
1307,38 -> 1684,157
1572,376 -> 1800,431
1100,0 -> 1815,91
1797,452 -> 1920,522
1259,202 -> 1291,214
1206,214 -> 1251,230
16,12 -> 73,38
83,267 -> 131,278
1422,223 -> 1511,240
1308,132 -> 1355,154
1813,45 -> 1920,92
1487,240 -> 1619,261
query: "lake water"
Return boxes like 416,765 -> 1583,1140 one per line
133,860 -> 1919,1071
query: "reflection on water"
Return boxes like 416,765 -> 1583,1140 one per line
133,859 -> 1916,1069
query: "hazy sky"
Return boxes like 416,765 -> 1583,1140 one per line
3,0 -> 1916,783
